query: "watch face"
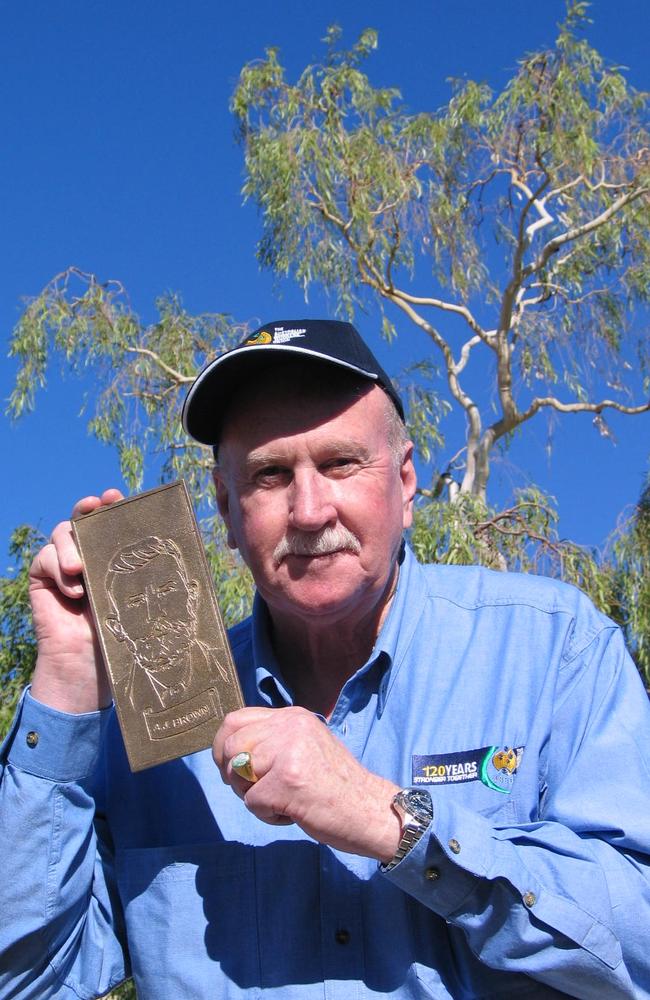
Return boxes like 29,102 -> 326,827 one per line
398,788 -> 433,824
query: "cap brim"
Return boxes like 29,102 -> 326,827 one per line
182,344 -> 381,446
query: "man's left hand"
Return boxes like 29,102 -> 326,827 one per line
213,707 -> 400,862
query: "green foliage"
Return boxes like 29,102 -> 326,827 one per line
608,475 -> 650,684
0,526 -> 43,738
2,272 -> 255,740
232,0 -> 650,501
105,979 -> 137,1000
411,487 -> 613,600
1,2 -> 648,728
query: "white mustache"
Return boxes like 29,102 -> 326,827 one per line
273,526 -> 361,565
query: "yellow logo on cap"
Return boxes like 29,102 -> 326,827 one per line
244,330 -> 273,346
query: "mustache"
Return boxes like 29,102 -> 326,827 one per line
139,618 -> 194,643
127,618 -> 195,665
273,526 -> 361,565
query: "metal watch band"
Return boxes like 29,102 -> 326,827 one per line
381,788 -> 433,873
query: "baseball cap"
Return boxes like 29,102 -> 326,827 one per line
182,318 -> 405,446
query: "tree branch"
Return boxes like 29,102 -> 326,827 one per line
126,347 -> 194,384
519,395 -> 650,424
386,285 -> 489,343
526,185 -> 650,278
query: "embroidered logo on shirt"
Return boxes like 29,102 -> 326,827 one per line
412,745 -> 524,794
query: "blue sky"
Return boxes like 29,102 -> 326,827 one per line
1,0 -> 648,565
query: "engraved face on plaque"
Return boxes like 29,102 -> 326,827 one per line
73,482 -> 243,770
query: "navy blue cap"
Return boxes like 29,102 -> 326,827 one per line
182,318 -> 404,446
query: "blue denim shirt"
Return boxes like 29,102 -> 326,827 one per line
1,545 -> 650,999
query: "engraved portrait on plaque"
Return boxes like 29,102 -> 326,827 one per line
72,481 -> 243,771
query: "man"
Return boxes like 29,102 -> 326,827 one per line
105,535 -> 228,715
1,318 -> 649,999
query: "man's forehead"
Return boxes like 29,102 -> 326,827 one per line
220,379 -> 387,456
225,362 -> 381,426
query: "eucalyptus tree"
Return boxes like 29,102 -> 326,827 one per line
232,2 -> 649,519
3,1 -> 650,730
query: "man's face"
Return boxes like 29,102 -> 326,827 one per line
108,554 -> 196,675
213,378 -> 416,631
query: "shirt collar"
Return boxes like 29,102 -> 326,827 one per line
249,541 -> 427,716
373,543 -> 426,716
251,593 -> 293,707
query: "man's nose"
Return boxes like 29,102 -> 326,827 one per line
288,469 -> 336,531
144,586 -> 165,621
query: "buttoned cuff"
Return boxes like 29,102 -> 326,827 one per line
380,797 -> 493,916
2,688 -> 112,782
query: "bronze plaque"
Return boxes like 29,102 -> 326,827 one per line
72,480 -> 244,771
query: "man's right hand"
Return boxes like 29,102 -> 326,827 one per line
29,489 -> 124,714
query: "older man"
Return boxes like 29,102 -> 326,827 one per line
1,318 -> 649,999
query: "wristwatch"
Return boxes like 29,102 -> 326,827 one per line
381,787 -> 433,872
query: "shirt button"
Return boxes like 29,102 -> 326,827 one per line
448,838 -> 461,854
26,731 -> 39,748
523,891 -> 536,908
335,929 -> 350,945
424,867 -> 440,881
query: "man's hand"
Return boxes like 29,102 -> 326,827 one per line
29,489 -> 124,714
213,706 -> 401,862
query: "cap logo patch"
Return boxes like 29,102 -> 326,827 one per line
244,330 -> 273,346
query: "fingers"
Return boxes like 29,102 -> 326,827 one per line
214,706 -> 319,779
212,706 -> 279,773
30,488 -> 125,599
214,706 -> 330,831
30,542 -> 85,599
70,488 -> 124,521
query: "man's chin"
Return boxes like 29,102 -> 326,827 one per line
266,571 -> 375,621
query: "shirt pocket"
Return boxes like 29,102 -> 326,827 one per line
429,778 -> 519,824
116,841 -> 260,999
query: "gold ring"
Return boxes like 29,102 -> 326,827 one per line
230,751 -> 258,783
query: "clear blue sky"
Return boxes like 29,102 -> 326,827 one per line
1,0 -> 648,563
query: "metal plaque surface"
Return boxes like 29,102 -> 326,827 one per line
72,480 -> 244,771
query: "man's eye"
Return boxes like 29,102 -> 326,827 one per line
158,581 -> 178,596
255,466 -> 288,485
324,457 -> 356,473
127,595 -> 146,609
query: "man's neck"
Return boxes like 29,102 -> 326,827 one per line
268,565 -> 399,718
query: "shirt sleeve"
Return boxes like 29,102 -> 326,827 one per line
0,689 -> 130,999
383,625 -> 650,999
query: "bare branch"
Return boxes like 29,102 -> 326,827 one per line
526,185 -> 650,278
545,167 -> 634,204
380,290 -> 480,433
518,277 -> 615,309
519,395 -> 650,424
387,286 -> 489,343
455,335 -> 483,374
126,347 -> 194,384
509,171 -> 554,242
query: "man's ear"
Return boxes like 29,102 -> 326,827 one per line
400,441 -> 417,531
106,615 -> 126,642
187,579 -> 199,602
212,467 -> 238,550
